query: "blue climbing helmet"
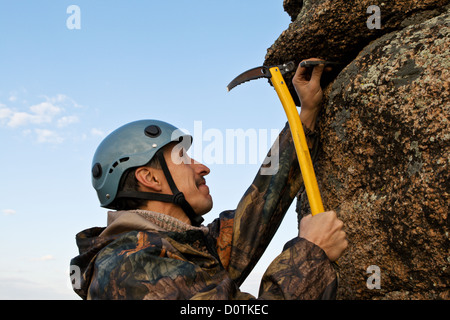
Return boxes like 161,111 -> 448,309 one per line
91,119 -> 203,226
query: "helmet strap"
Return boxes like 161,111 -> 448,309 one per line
116,150 -> 204,227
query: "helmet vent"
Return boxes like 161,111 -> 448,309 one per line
144,125 -> 161,138
92,163 -> 102,179
108,157 -> 130,174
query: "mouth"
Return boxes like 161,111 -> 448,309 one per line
196,178 -> 205,186
197,179 -> 210,193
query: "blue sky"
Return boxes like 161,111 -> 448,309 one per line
0,1 -> 301,299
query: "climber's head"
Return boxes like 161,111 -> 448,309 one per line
91,120 -> 211,226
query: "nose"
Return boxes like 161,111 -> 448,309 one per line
192,158 -> 210,176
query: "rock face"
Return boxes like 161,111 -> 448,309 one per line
265,0 -> 449,105
266,1 -> 450,299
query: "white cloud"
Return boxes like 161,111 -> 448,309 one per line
30,101 -> 62,116
2,209 -> 16,216
0,93 -> 83,128
7,101 -> 62,128
45,94 -> 83,109
0,105 -> 13,124
90,128 -> 105,137
57,115 -> 79,127
49,94 -> 67,103
0,93 -> 85,144
7,111 -> 34,127
35,129 -> 64,144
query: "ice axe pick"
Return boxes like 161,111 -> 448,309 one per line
227,61 -> 325,216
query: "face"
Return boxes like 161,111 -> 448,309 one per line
163,143 -> 213,216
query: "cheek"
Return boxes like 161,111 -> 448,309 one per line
171,167 -> 195,192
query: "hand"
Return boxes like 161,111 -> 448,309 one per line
292,58 -> 328,130
299,211 -> 348,262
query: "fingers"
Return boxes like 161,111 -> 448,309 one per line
322,211 -> 348,261
332,215 -> 348,252
293,58 -> 326,83
310,63 -> 325,83
293,61 -> 309,83
298,210 -> 348,262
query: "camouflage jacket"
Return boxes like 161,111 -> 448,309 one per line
70,122 -> 337,300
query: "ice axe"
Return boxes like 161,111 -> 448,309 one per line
227,61 -> 330,216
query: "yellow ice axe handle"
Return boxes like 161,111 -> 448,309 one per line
269,66 -> 325,216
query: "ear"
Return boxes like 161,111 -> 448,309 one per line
135,167 -> 163,192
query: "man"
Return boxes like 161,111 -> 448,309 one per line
70,59 -> 347,300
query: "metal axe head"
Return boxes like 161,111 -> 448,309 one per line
226,61 -> 296,92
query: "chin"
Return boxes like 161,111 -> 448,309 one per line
196,198 -> 213,216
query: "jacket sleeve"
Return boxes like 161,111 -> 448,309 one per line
257,237 -> 337,300
209,121 -> 321,286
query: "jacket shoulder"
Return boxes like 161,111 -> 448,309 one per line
88,230 -> 212,299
